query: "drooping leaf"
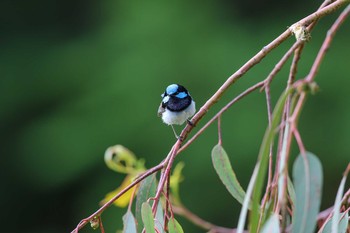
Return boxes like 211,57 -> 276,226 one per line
260,198 -> 274,229
237,164 -> 259,233
154,202 -> 165,233
122,210 -> 137,233
321,211 -> 349,233
169,162 -> 185,205
277,122 -> 290,205
211,144 -> 246,205
104,145 -> 138,174
260,214 -> 280,233
101,174 -> 136,207
141,202 -> 155,233
287,175 -> 296,209
168,218 -> 184,233
135,174 -> 157,233
331,164 -> 349,233
291,152 -> 323,233
247,88 -> 293,233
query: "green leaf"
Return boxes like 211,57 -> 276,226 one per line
169,162 -> 185,205
248,88 -> 293,233
141,202 -> 155,233
277,122 -> 290,205
260,214 -> 280,233
154,202 -> 165,233
287,175 -> 296,209
291,152 -> 323,233
321,211 -> 349,233
211,144 -> 246,205
330,164 -> 349,233
122,210 -> 137,233
168,218 -> 184,233
237,164 -> 260,233
104,145 -> 138,174
136,174 -> 157,233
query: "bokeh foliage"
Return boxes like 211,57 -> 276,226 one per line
1,1 -> 349,232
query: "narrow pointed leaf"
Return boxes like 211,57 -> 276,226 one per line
168,218 -> 184,233
248,88 -> 292,233
261,214 -> 280,233
136,174 -> 157,233
154,202 -> 165,233
292,152 -> 323,233
321,211 -> 349,233
212,144 -> 246,205
123,210 -> 137,233
141,202 -> 155,233
287,175 -> 296,209
331,164 -> 349,233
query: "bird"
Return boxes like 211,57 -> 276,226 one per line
158,84 -> 196,139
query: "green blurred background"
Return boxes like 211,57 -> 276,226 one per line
1,1 -> 349,232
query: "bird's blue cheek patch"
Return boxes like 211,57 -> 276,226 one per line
166,84 -> 178,95
175,92 -> 187,98
162,95 -> 170,103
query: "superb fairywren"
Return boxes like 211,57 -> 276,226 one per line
158,84 -> 196,138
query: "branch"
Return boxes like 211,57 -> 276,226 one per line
172,205 -> 247,233
71,163 -> 164,232
70,1 -> 350,232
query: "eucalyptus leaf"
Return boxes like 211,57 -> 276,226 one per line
154,202 -> 165,233
212,144 -> 246,205
292,152 -> 323,233
248,88 -> 292,233
287,175 -> 296,209
260,214 -> 280,233
168,218 -> 184,233
122,210 -> 137,233
321,211 -> 349,233
331,165 -> 349,233
141,202 -> 155,233
136,174 -> 157,233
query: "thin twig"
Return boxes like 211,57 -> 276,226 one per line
179,81 -> 265,154
71,163 -> 164,232
98,216 -> 105,233
218,115 -> 223,146
263,40 -> 304,88
293,127 -> 306,154
164,174 -> 171,231
172,205 -> 245,233
306,4 -> 350,83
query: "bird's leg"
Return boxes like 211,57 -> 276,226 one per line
171,125 -> 183,141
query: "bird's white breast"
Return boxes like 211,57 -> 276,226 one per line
161,101 -> 196,125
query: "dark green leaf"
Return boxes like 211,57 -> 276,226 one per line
291,152 -> 323,233
212,144 -> 246,205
